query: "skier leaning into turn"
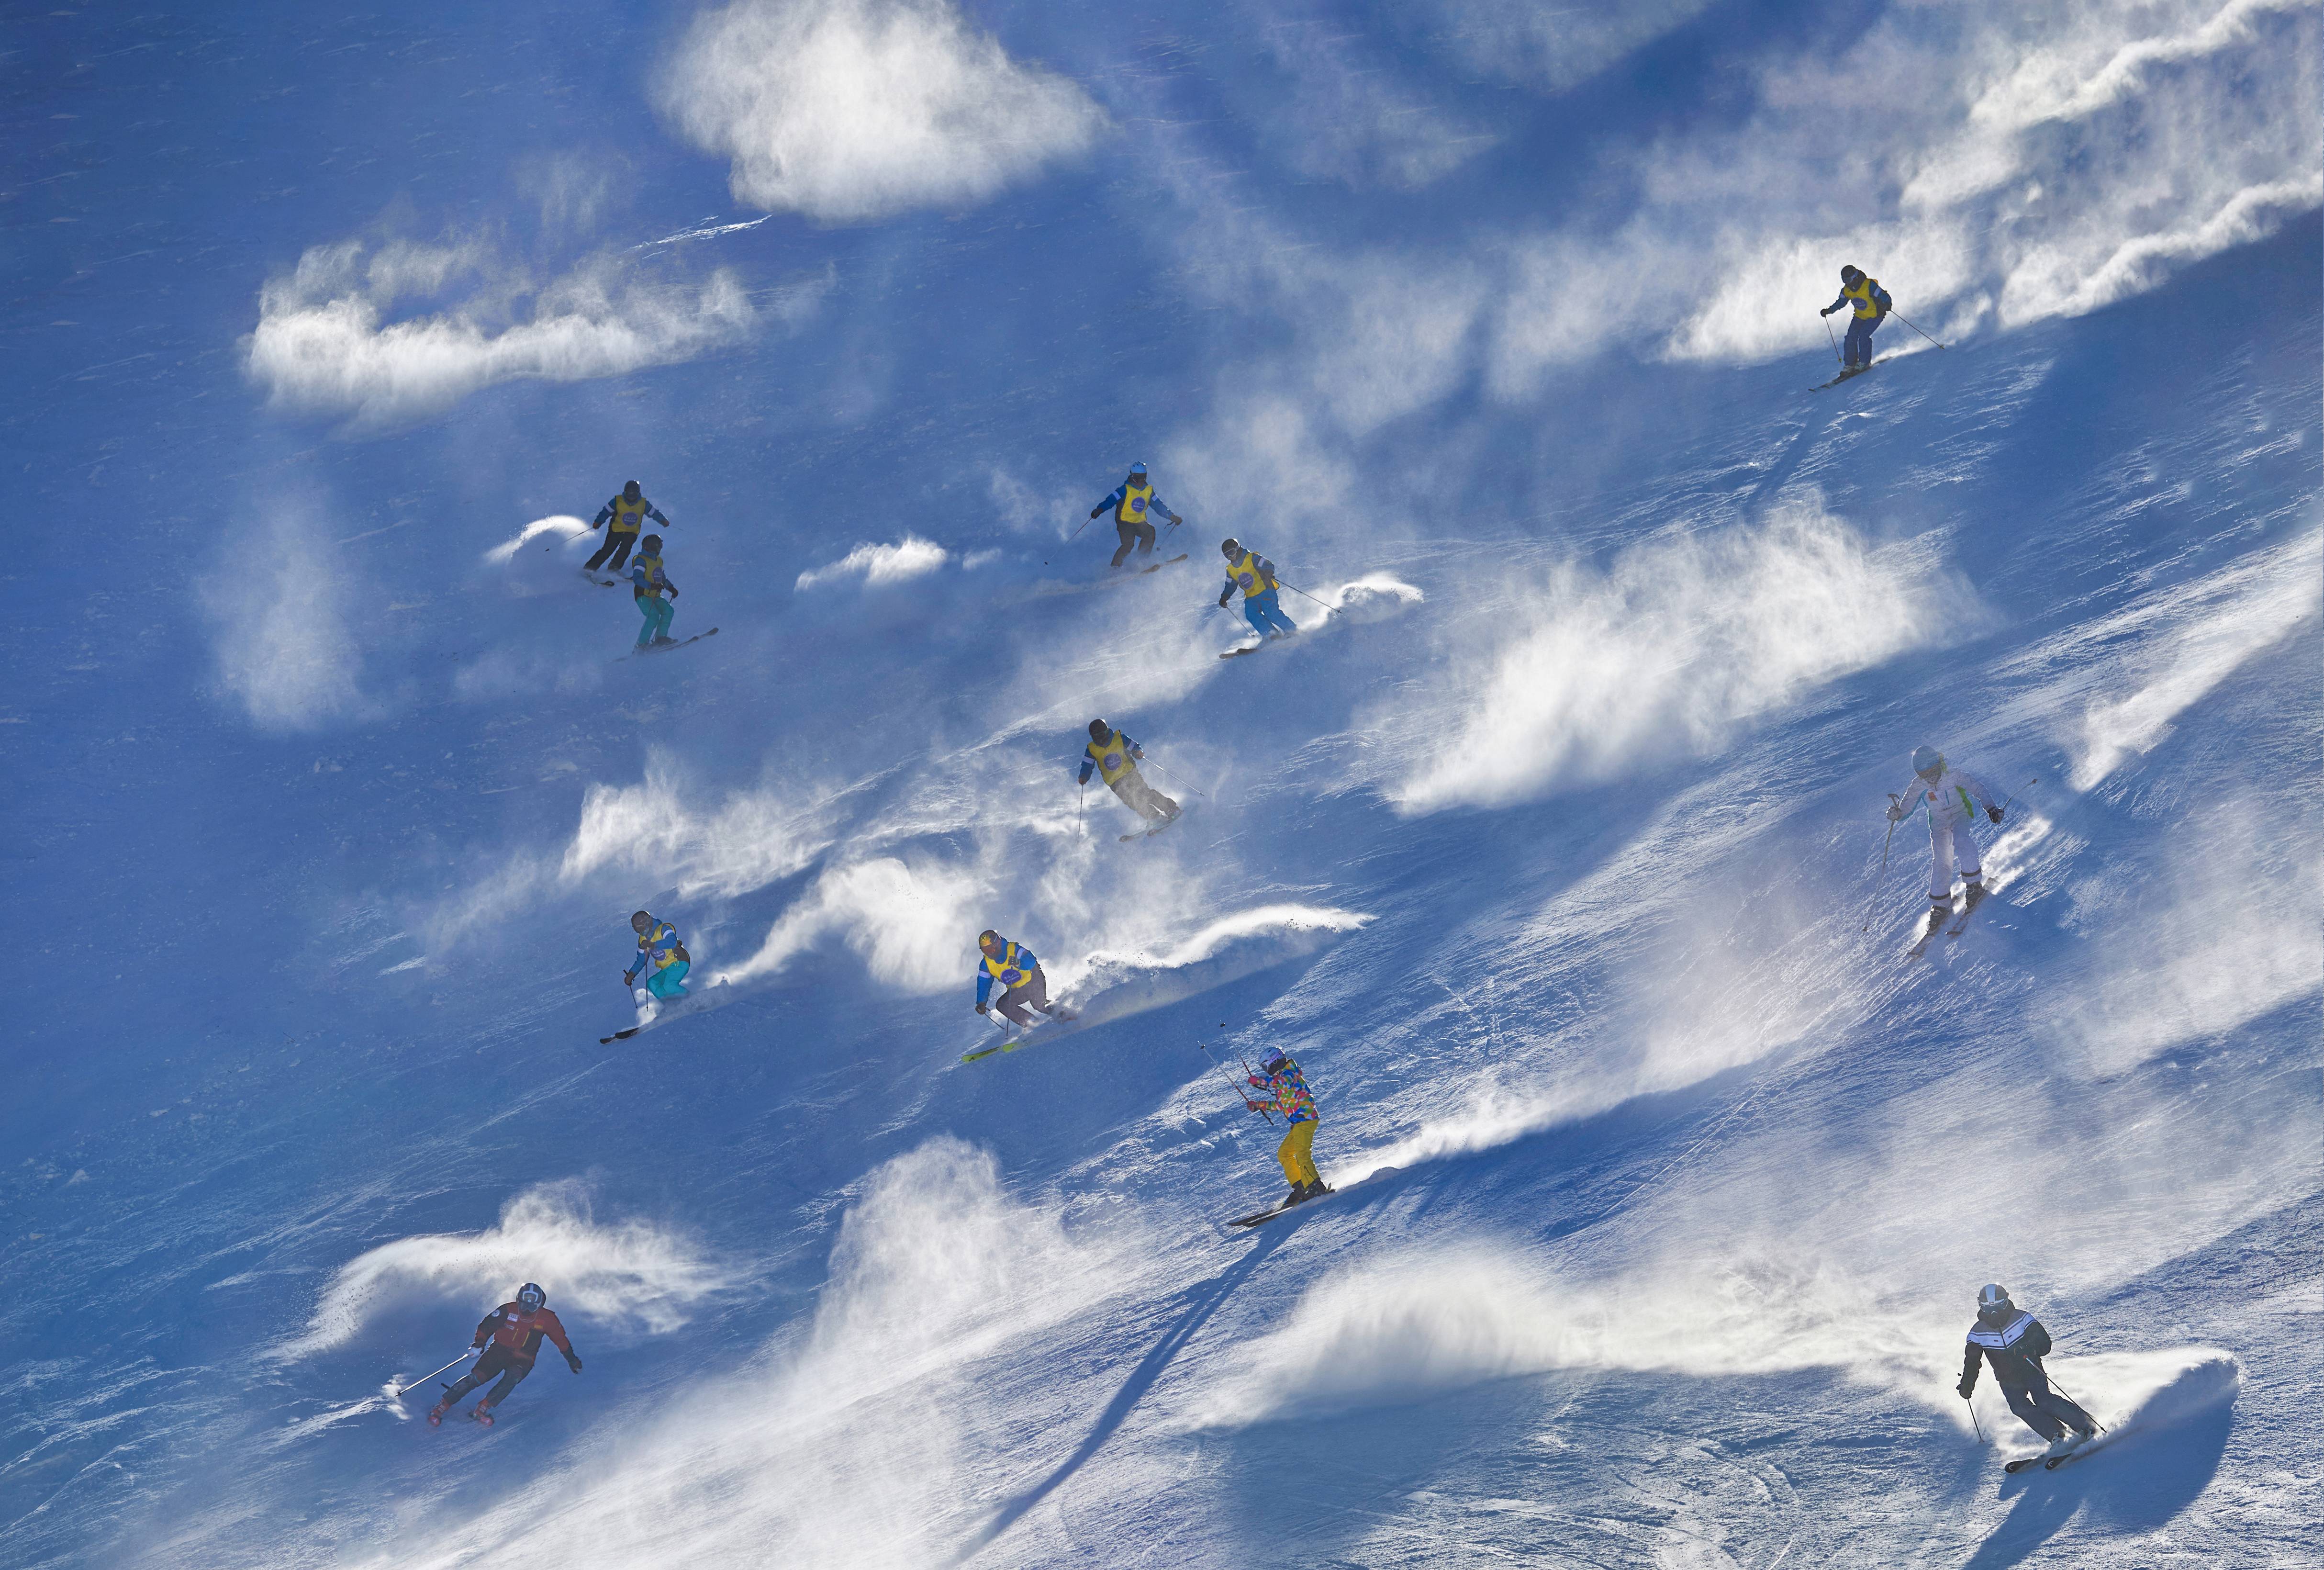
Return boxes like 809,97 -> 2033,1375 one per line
1959,1283 -> 2097,1462
1088,461 -> 1185,570
1217,537 -> 1296,640
429,1282 -> 582,1427
624,910 -> 690,1000
1079,719 -> 1181,830
586,480 -> 670,575
973,929 -> 1068,1030
1245,1054 -> 1330,1208
1886,745 -> 2004,924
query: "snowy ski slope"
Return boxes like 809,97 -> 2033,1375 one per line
4,2 -> 2318,1567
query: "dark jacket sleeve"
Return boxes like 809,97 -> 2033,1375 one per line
473,1310 -> 501,1347
2022,1319 -> 2052,1361
1959,1341 -> 1982,1391
540,1310 -> 576,1357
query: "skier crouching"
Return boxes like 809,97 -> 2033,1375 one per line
974,929 -> 1067,1029
624,909 -> 690,1001
1246,1054 -> 1330,1207
430,1282 -> 582,1428
1887,745 -> 2004,926
1959,1283 -> 2096,1462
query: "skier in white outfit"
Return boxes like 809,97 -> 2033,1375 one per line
1886,745 -> 2005,918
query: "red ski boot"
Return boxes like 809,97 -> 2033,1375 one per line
469,1403 -> 495,1427
426,1399 -> 449,1427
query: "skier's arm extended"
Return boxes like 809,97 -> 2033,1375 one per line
1960,771 -> 2002,819
975,971 -> 995,1007
1089,484 -> 1126,520
1958,1341 -> 1981,1395
1885,780 -> 1923,821
593,499 -> 617,528
1078,756 -> 1096,785
540,1311 -> 580,1368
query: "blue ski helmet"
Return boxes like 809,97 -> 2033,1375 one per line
518,1282 -> 547,1312
1128,460 -> 1148,476
1912,745 -> 1944,777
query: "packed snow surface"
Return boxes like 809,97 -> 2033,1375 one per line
4,2 -> 2317,1568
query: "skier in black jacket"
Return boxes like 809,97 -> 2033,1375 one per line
1958,1283 -> 2096,1459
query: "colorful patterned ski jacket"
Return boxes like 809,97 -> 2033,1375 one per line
1249,1060 -> 1318,1123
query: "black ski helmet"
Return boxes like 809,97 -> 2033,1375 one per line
1088,718 -> 1110,740
518,1282 -> 547,1312
1976,1283 -> 2011,1322
1220,537 -> 1241,558
1841,264 -> 1863,283
623,480 -> 642,498
640,534 -> 662,552
631,910 -> 653,931
1263,1054 -> 1291,1074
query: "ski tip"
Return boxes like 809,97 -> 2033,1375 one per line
961,1046 -> 1000,1063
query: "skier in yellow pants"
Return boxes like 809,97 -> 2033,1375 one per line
1245,1053 -> 1330,1208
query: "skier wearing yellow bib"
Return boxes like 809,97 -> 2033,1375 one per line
973,929 -> 1072,1029
1819,265 -> 1892,372
1217,537 -> 1296,639
1078,718 -> 1181,829
1087,462 -> 1184,570
586,480 -> 671,574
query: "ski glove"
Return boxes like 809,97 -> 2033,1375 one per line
1957,1378 -> 1974,1398
1987,806 -> 2004,824
623,970 -> 637,987
1885,795 -> 1910,822
566,1353 -> 583,1373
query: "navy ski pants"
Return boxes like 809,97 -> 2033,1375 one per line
2000,1368 -> 2093,1442
1844,315 -> 1881,368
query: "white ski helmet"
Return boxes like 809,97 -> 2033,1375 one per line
1976,1283 -> 2011,1319
1912,745 -> 1944,777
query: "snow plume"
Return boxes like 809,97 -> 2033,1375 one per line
2046,526 -> 2322,791
716,854 -> 983,991
198,505 -> 368,731
793,534 -> 951,590
2051,798 -> 2323,1077
1374,502 -> 1963,813
1183,1246 -> 1957,1428
656,0 -> 1106,224
279,1181 -> 726,1358
246,237 -> 757,427
335,1141 -> 1120,1570
558,755 -> 838,899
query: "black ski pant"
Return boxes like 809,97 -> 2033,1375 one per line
2000,1368 -> 2092,1442
1110,773 -> 1179,824
1110,518 -> 1155,569
442,1347 -> 531,1410
586,528 -> 640,573
994,969 -> 1056,1028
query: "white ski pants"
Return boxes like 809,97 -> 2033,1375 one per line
1928,821 -> 1983,899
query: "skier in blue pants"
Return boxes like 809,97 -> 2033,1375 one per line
628,536 -> 678,651
1217,538 -> 1296,639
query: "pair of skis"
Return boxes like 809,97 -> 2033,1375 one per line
1228,1184 -> 1338,1229
620,627 -> 719,660
1119,816 -> 1179,843
2002,1436 -> 2104,1473
1905,883 -> 1987,958
1220,631 -> 1298,661
960,1008 -> 1084,1063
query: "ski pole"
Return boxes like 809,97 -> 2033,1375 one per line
2046,1373 -> 2106,1433
1859,814 -> 1900,931
1140,754 -> 1209,800
1890,311 -> 1947,350
1823,314 -> 1842,366
1275,580 -> 1333,613
1963,1393 -> 1985,1445
396,1349 -> 475,1397
1995,776 -> 2038,819
1069,512 -> 1098,541
1078,779 -> 1086,833
1201,1040 -> 1274,1125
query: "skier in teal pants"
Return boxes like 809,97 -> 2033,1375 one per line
628,535 -> 678,650
625,910 -> 690,999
